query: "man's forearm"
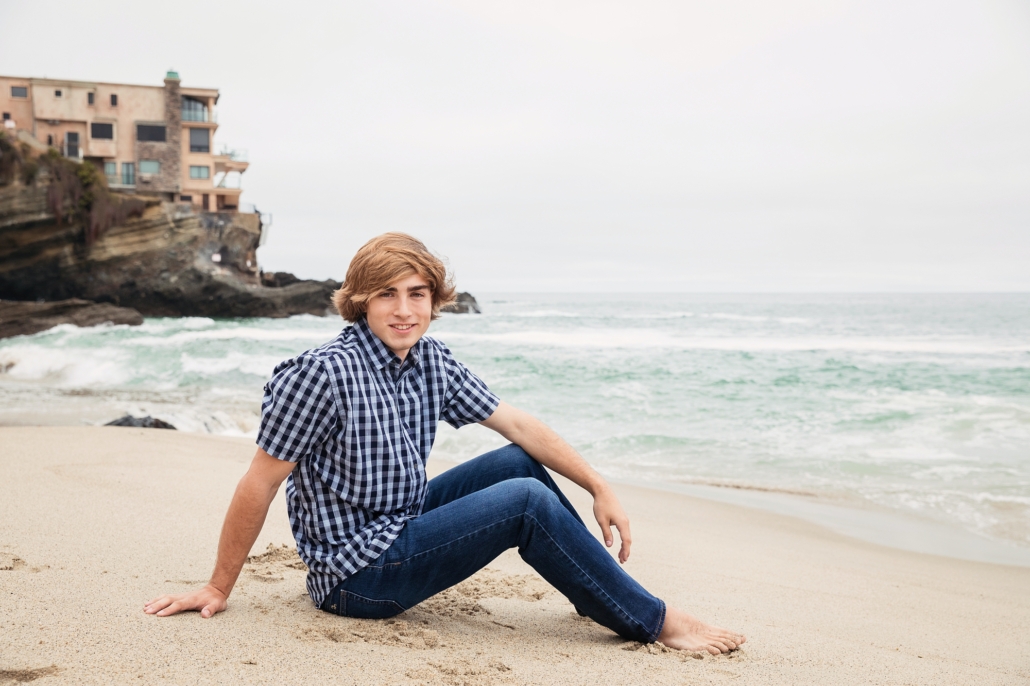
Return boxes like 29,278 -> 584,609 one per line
481,401 -> 633,560
484,403 -> 609,495
208,470 -> 279,597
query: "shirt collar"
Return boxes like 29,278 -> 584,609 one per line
353,317 -> 423,371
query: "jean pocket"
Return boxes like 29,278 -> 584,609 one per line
322,588 -> 404,619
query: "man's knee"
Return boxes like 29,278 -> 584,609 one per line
497,444 -> 548,479
512,477 -> 562,514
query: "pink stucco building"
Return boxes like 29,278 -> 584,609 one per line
0,70 -> 249,212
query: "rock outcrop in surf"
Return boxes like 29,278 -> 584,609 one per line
0,298 -> 143,339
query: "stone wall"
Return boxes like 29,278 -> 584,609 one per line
133,76 -> 181,196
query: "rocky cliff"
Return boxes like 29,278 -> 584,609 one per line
0,151 -> 339,318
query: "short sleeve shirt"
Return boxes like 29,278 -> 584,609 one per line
257,317 -> 499,607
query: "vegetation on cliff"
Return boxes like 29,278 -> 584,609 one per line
1,133 -> 145,246
41,151 -> 146,245
0,133 -> 32,185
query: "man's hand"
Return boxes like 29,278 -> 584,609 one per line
592,486 -> 632,563
144,584 -> 228,618
143,448 -> 295,619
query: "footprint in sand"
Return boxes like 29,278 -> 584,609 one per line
243,543 -> 307,583
297,568 -> 554,649
0,552 -> 27,572
405,656 -> 515,685
416,568 -> 552,618
0,665 -> 61,683
621,639 -> 747,663
302,617 -> 443,650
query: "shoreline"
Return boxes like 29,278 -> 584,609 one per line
617,476 -> 1030,569
2,408 -> 1029,569
2,426 -> 1029,684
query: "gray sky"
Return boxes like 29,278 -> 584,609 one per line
2,0 -> 1028,292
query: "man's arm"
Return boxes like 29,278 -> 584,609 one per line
144,448 -> 297,618
480,401 -> 633,563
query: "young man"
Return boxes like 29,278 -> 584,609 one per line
145,233 -> 745,654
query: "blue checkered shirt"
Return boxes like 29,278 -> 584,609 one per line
257,317 -> 500,607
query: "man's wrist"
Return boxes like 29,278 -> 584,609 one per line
585,474 -> 613,498
206,578 -> 232,598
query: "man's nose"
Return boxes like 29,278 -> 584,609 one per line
395,295 -> 412,317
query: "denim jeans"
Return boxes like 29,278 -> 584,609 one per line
319,444 -> 666,643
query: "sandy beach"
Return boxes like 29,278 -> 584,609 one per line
1,426 -> 1028,685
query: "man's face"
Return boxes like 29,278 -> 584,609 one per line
364,271 -> 433,361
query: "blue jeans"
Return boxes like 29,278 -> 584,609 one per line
319,444 -> 667,643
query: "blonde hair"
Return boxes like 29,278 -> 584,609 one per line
332,233 -> 456,322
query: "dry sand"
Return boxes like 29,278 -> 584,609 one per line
1,426 -> 1028,685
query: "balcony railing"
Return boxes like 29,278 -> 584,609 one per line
216,145 -> 248,162
181,109 -> 218,123
214,171 -> 242,189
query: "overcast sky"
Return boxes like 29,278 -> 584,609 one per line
2,0 -> 1028,292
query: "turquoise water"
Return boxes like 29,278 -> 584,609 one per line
1,293 -> 1028,552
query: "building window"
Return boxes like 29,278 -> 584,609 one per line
64,132 -> 79,158
139,160 -> 161,175
11,86 -> 27,98
88,92 -> 95,106
104,161 -> 117,183
110,94 -> 118,106
54,89 -> 62,98
90,122 -> 114,140
179,195 -> 192,202
2,113 -> 9,121
181,96 -> 208,122
47,135 -> 53,146
122,162 -> 135,186
189,128 -> 210,153
189,165 -> 210,179
137,125 -> 166,142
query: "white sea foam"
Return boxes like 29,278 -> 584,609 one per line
0,345 -> 130,386
695,312 -> 811,324
180,351 -> 283,377
127,326 -> 340,347
613,311 -> 696,320
702,313 -> 770,322
438,329 -> 1029,355
505,310 -> 582,318
136,317 -> 216,334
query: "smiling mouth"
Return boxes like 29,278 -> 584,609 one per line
390,324 -> 416,332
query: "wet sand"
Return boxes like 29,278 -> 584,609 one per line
1,426 -> 1028,685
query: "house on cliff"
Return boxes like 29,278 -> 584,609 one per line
0,70 -> 248,213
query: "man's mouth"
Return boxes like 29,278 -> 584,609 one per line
390,324 -> 416,332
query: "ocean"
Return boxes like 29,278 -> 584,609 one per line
2,293 -> 1028,563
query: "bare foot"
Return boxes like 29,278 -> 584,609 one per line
657,607 -> 746,655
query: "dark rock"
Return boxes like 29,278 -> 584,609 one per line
441,292 -> 481,314
105,415 -> 177,430
260,271 -> 304,288
0,298 -> 143,339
